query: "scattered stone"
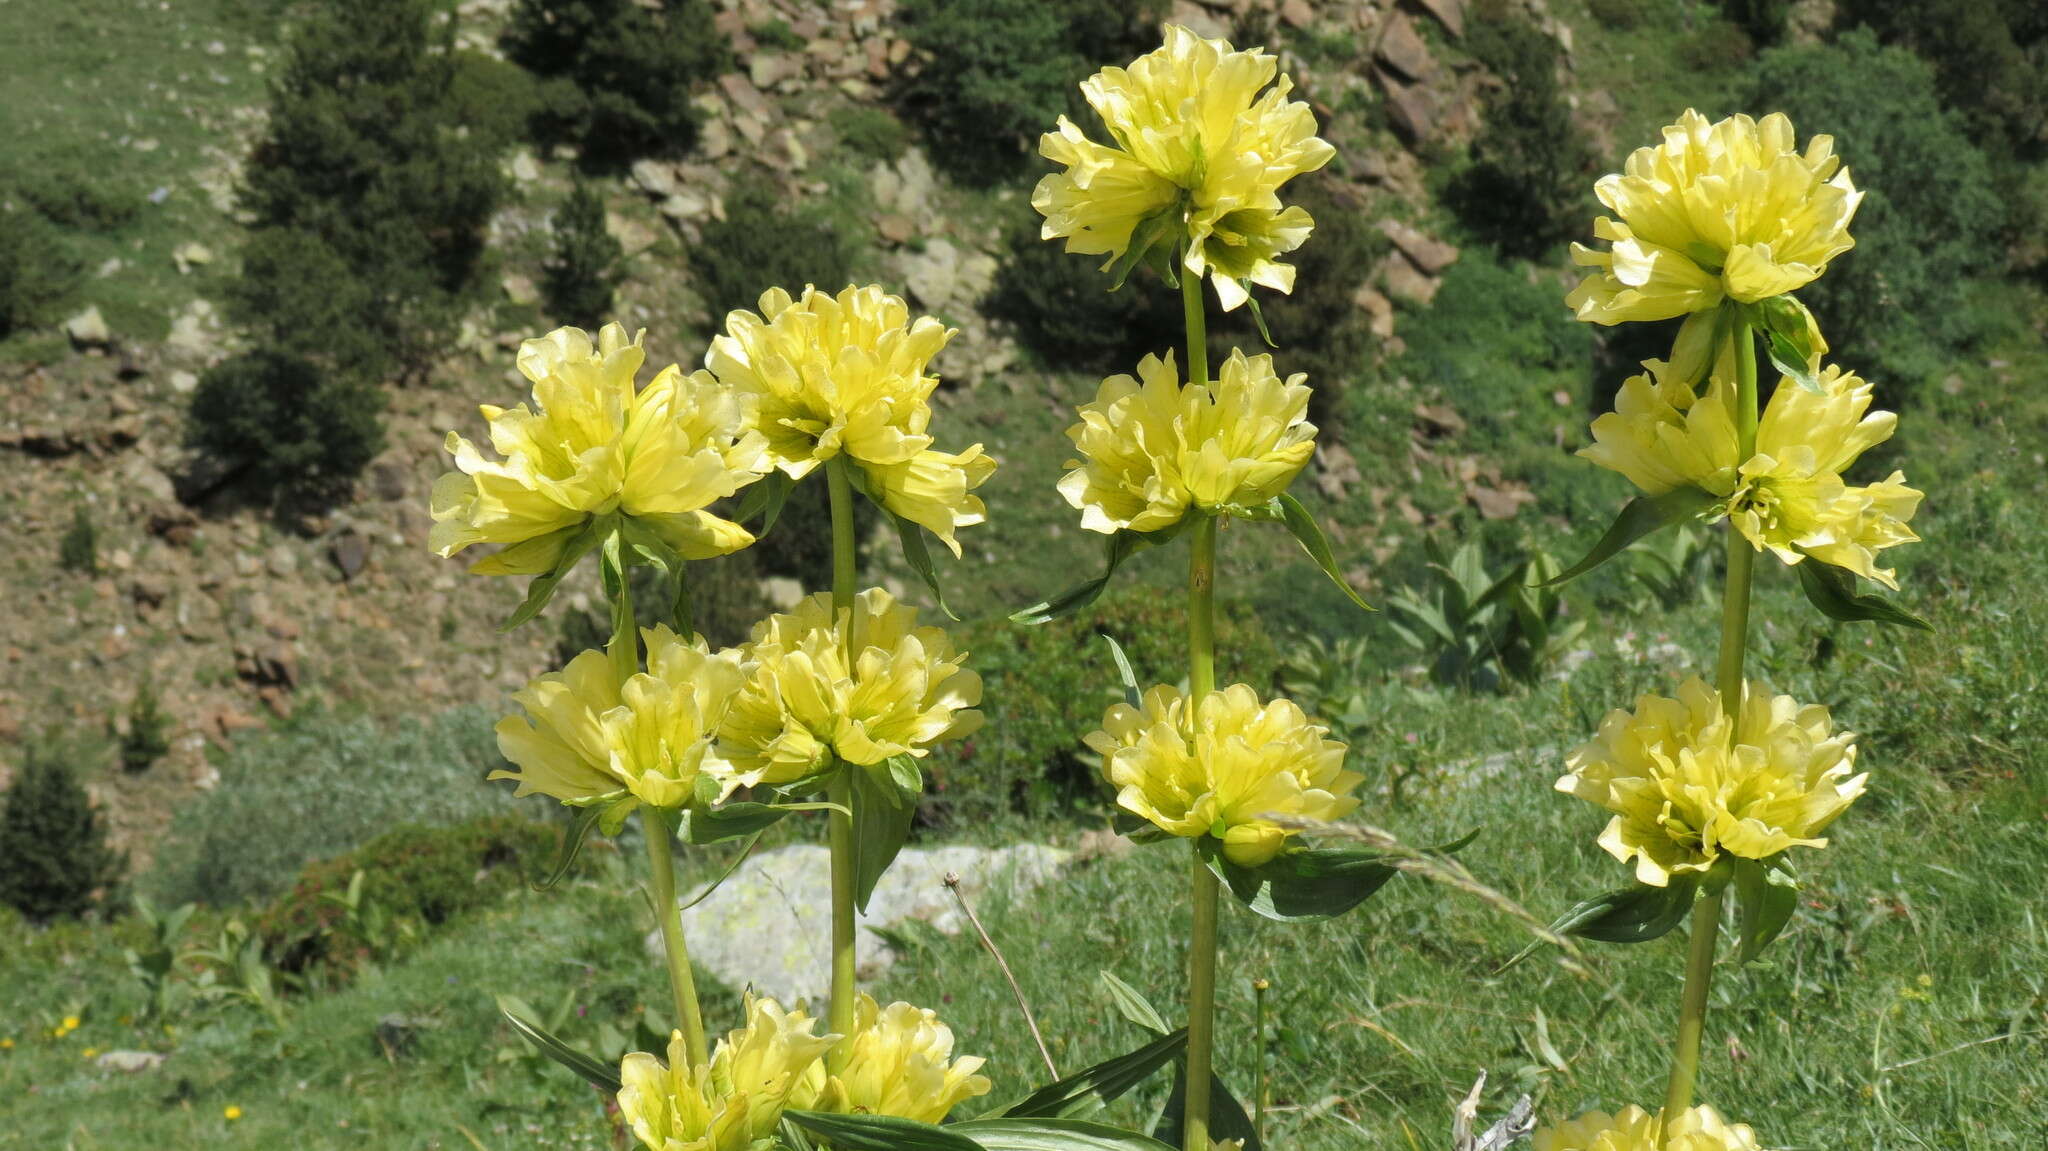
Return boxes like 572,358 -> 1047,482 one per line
1413,402 -> 1467,437
330,531 -> 371,581
1409,0 -> 1464,38
1378,218 -> 1460,274
1073,828 -> 1134,863
1279,0 -> 1315,28
869,150 -> 936,219
749,52 -> 804,90
64,306 -> 113,349
264,543 -> 299,578
900,238 -> 997,314
1378,73 -> 1439,146
630,157 -> 679,198
876,213 -> 917,245
660,843 -> 1069,1005
1376,13 -> 1435,81
501,274 -> 538,307
659,190 -> 716,223
1316,442 -> 1363,500
1381,252 -> 1441,305
172,242 -> 213,273
1353,284 -> 1396,340
95,1050 -> 167,1073
509,151 -> 541,183
1468,482 -> 1534,520
169,369 -> 200,394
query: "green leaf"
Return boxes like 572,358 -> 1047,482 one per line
531,803 -> 605,892
1154,1064 -> 1261,1151
1243,293 -> 1276,348
1269,493 -> 1373,611
620,519 -> 692,634
1763,328 -> 1822,395
1794,558 -> 1932,630
1101,634 -> 1142,709
1752,295 -> 1823,395
1104,206 -> 1183,293
851,758 -> 921,913
784,1111 -> 979,1151
501,521 -> 605,632
955,1118 -> 1182,1151
1012,520 -> 1187,625
887,506 -> 959,621
681,802 -> 793,845
498,999 -> 621,1094
1110,809 -> 1172,845
674,830 -> 765,914
1552,877 -> 1699,944
1548,487 -> 1722,587
1200,842 -> 1399,923
733,471 -> 794,533
998,1028 -> 1187,1119
1732,859 -> 1800,964
1098,970 -> 1169,1035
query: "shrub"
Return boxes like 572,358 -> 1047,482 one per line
983,215 -> 1184,375
447,49 -> 548,153
1584,0 -> 1647,30
58,505 -> 97,574
1445,0 -> 1594,261
9,164 -> 141,233
829,104 -> 911,164
946,587 -> 1279,824
234,0 -> 507,377
147,704 -> 515,907
689,178 -> 857,320
1833,0 -> 2048,161
894,0 -> 1161,184
1746,29 -> 2005,403
0,737 -> 125,921
543,181 -> 624,326
0,204 -> 81,337
504,0 -> 730,172
120,681 -> 172,773
186,351 -> 386,506
1721,0 -> 1791,46
257,815 -> 557,978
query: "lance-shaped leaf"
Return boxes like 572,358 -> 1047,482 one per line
852,757 -> 921,912
1551,876 -> 1700,945
891,505 -> 959,621
1731,858 -> 1800,964
1154,1064 -> 1261,1151
784,1112 -> 979,1151
498,998 -> 621,1094
1012,519 -> 1187,625
1199,842 -> 1400,923
1268,493 -> 1373,612
1794,557 -> 1932,630
998,1027 -> 1187,1119
531,803 -> 606,892
1105,204 -> 1183,292
1751,295 -> 1823,395
1548,487 -> 1722,587
620,518 -> 692,634
732,470 -> 793,534
956,1118 -> 1183,1151
501,518 -> 608,631
679,800 -> 845,845
1101,634 -> 1141,709
1098,970 -> 1169,1035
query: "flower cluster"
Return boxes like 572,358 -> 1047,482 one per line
617,996 -> 836,1151
718,588 -> 983,788
1582,358 -> 1922,587
492,626 -> 746,814
1567,109 -> 1860,325
1034,24 -> 1334,310
1086,683 -> 1360,866
1556,676 -> 1866,887
431,323 -> 766,576
806,993 -> 992,1124
1535,1105 -> 1762,1151
1060,349 -> 1316,534
705,284 -> 995,555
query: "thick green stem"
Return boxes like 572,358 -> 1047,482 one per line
824,457 -> 860,1069
1663,890 -> 1725,1116
1180,251 -> 1209,389
1188,515 -> 1218,700
644,819 -> 708,1070
1664,316 -> 1761,1118
1184,852 -> 1221,1151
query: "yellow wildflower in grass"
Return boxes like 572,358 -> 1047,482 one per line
802,993 -> 991,1124
491,626 -> 746,812
430,323 -> 767,576
718,589 -> 982,788
618,996 -> 837,1151
1534,1104 -> 1761,1151
223,1106 -> 244,1122
1556,676 -> 1865,887
1566,109 -> 1860,325
1033,24 -> 1335,310
1085,683 -> 1361,866
1060,349 -> 1316,534
704,285 -> 994,555
1582,359 -> 1921,586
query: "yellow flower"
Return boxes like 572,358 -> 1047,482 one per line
1,1037 -> 14,1050
1060,349 -> 1316,534
430,323 -> 766,576
704,285 -> 995,555
61,1015 -> 80,1031
719,589 -> 982,788
1567,109 -> 1861,325
223,1105 -> 244,1121
1582,361 -> 1921,587
81,1047 -> 99,1059
803,993 -> 991,1124
492,626 -> 747,812
1033,25 -> 1335,310
1557,676 -> 1865,887
1534,1104 -> 1761,1151
1085,683 -> 1360,866
618,997 -> 837,1151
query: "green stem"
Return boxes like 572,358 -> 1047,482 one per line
1184,852 -> 1220,1151
644,817 -> 708,1070
824,456 -> 860,1068
1180,249 -> 1219,1151
1665,315 -> 1760,1118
